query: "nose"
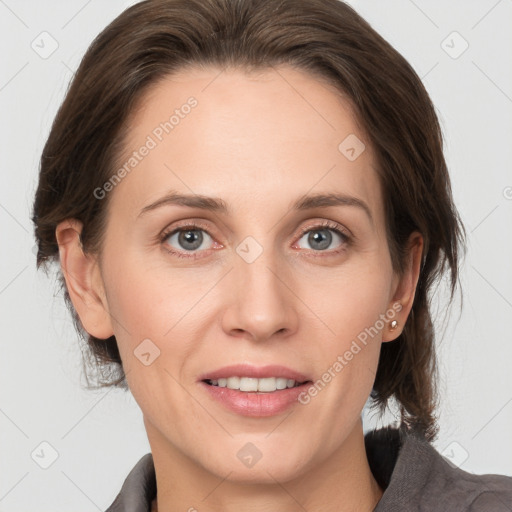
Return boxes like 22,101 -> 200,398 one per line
221,246 -> 299,343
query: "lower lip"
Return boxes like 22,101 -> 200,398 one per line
200,381 -> 312,417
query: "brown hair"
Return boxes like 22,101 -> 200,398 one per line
32,0 -> 466,442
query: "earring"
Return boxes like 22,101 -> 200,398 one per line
390,320 -> 398,330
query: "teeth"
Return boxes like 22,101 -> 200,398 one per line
207,376 -> 303,392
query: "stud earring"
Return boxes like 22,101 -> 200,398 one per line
390,320 -> 398,330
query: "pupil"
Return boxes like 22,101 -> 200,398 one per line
309,229 -> 331,250
179,230 -> 203,250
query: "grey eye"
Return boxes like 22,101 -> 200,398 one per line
165,229 -> 213,252
296,228 -> 343,251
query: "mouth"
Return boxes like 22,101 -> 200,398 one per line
203,376 -> 310,392
198,365 -> 314,417
198,363 -> 313,418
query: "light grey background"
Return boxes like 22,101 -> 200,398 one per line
1,0 -> 511,510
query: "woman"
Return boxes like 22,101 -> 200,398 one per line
31,0 -> 512,510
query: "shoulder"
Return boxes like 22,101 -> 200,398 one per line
443,466 -> 512,511
365,426 -> 512,511
105,453 -> 156,512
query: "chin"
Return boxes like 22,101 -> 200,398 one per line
203,450 -> 312,484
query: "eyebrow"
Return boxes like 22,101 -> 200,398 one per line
138,190 -> 373,224
138,191 -> 230,217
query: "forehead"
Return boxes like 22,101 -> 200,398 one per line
109,65 -> 383,224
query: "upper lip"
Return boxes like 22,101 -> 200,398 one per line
198,364 -> 311,383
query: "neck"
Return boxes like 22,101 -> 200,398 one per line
147,419 -> 384,512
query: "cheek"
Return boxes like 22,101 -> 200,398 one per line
305,259 -> 392,341
101,255 -> 215,377
101,265 -> 194,418
102,248 -> 193,335
300,260 -> 392,404
99,254 -> 177,381
106,275 -> 166,340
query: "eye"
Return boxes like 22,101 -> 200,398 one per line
160,223 -> 218,258
294,220 -> 350,254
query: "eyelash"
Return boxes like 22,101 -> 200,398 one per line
158,220 -> 351,259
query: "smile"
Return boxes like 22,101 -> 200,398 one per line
204,376 -> 307,392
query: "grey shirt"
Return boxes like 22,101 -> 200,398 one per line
105,426 -> 512,511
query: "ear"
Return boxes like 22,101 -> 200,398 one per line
55,219 -> 114,339
382,231 -> 423,342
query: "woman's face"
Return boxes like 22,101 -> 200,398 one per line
67,65 -> 420,482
